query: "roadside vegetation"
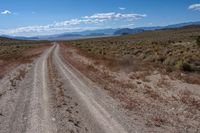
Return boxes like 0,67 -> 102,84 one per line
60,26 -> 200,131
67,25 -> 200,73
0,37 -> 50,78
197,36 -> 200,47
0,37 -> 48,46
0,37 -> 49,60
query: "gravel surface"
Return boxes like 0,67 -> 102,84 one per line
0,43 -> 134,133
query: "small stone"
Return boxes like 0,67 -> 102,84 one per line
137,81 -> 142,84
74,102 -> 78,106
52,117 -> 56,121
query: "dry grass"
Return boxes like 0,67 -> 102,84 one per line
179,90 -> 200,110
0,38 -> 51,78
59,26 -> 200,131
146,115 -> 169,127
157,75 -> 170,88
60,26 -> 200,84
15,69 -> 27,80
144,85 -> 161,100
9,68 -> 28,88
129,71 -> 151,81
60,43 -> 200,131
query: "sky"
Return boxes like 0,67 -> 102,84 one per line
0,0 -> 200,36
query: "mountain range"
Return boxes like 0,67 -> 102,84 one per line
1,21 -> 200,40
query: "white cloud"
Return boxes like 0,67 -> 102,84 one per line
84,12 -> 146,20
0,19 -> 104,35
84,12 -> 115,19
1,10 -> 12,15
119,7 -> 126,10
53,18 -> 104,27
148,23 -> 153,26
188,3 -> 200,11
120,23 -> 134,28
0,12 -> 147,36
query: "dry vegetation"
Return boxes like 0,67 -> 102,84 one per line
63,26 -> 200,85
59,26 -> 200,132
0,37 -> 50,78
67,26 -> 200,73
0,37 -> 48,46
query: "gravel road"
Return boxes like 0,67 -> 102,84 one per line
0,43 -> 133,133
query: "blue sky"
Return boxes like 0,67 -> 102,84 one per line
0,0 -> 200,36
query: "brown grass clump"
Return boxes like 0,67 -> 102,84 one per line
196,36 -> 200,47
60,25 -> 200,84
60,41 -> 200,131
58,26 -> 200,131
64,26 -> 200,73
144,87 -> 161,100
179,90 -> 200,110
146,115 -> 168,127
0,38 -> 51,78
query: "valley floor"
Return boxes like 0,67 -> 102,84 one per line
0,42 -> 200,133
60,43 -> 200,132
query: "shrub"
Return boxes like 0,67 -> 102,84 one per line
164,57 -> 176,66
196,36 -> 200,47
175,60 -> 193,72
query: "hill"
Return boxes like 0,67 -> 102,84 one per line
114,28 -> 145,35
1,21 -> 200,40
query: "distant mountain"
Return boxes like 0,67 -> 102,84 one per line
44,33 -> 109,40
113,21 -> 200,35
70,28 -> 116,35
54,33 -> 82,38
0,36 -> 14,41
86,33 -> 106,36
133,26 -> 162,31
0,34 -> 40,40
14,36 -> 40,40
0,34 -> 14,39
165,21 -> 200,29
114,28 -> 145,35
136,21 -> 200,31
1,21 -> 200,40
27,29 -> 116,40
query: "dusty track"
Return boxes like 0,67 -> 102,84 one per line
0,43 -> 130,133
26,45 -> 56,133
52,43 -> 128,133
0,45 -> 56,133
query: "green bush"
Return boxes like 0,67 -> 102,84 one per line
197,36 -> 200,47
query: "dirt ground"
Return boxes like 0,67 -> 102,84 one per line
60,43 -> 200,132
0,42 -> 199,133
0,44 -> 50,79
1,43 -> 133,133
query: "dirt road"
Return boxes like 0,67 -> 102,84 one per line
0,43 -> 132,133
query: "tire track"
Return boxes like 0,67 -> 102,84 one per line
52,43 -> 127,133
26,45 -> 56,133
48,51 -> 91,133
0,65 -> 33,133
1,43 -> 129,133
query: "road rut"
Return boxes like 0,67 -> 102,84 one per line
52,43 -> 127,133
0,43 -> 129,133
